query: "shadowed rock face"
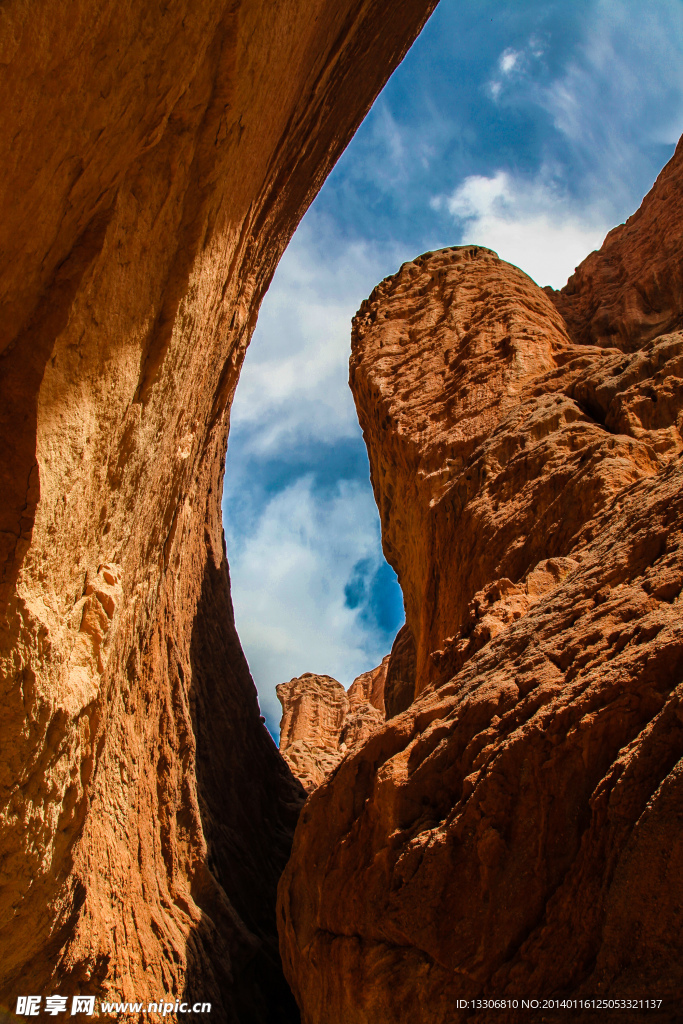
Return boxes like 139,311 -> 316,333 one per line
0,0 -> 438,1016
278,141 -> 683,1023
384,623 -> 416,718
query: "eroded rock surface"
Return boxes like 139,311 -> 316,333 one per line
548,135 -> 683,351
277,674 -> 351,793
278,141 -> 683,1022
0,0 -> 438,1017
384,623 -> 417,719
277,660 -> 388,792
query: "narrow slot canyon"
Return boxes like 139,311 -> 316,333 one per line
1,2 -> 683,1023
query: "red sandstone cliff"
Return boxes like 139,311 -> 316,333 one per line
0,1 -> 438,1018
277,661 -> 387,792
278,140 -> 683,1022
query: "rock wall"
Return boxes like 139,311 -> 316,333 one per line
350,243 -> 576,693
383,623 -> 417,718
278,141 -> 683,1022
0,0 -> 438,1018
277,661 -> 388,793
548,136 -> 683,351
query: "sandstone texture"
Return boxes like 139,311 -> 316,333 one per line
548,137 -> 683,351
277,661 -> 388,793
278,140 -> 683,1022
0,0 -> 438,1018
384,623 -> 417,719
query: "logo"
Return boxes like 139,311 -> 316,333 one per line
71,996 -> 95,1015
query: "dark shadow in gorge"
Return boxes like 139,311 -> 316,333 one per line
184,545 -> 304,1023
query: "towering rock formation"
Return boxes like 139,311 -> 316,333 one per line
278,141 -> 683,1021
277,660 -> 388,792
277,674 -> 352,793
0,0 -> 438,1017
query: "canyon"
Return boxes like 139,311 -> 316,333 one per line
0,0 -> 438,1018
3,0 -> 683,1019
278,139 -> 683,1021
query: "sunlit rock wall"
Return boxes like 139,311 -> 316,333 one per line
277,661 -> 387,792
279,139 -> 683,1024
0,0 -> 438,1017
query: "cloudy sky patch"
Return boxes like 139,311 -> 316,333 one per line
433,168 -> 609,287
224,0 -> 683,736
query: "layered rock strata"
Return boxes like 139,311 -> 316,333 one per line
279,141 -> 683,1021
277,660 -> 388,792
0,0 -> 438,1017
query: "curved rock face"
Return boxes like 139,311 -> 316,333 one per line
278,142 -> 683,1022
349,244 -> 579,692
0,0 -> 438,1017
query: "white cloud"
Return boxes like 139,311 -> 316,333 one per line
496,3 -> 683,188
528,35 -> 545,59
488,38 -> 541,101
225,476 -> 392,733
231,213 -> 404,456
433,169 -> 609,289
225,212 -> 410,734
484,3 -> 683,213
571,0 -> 683,147
499,48 -> 522,75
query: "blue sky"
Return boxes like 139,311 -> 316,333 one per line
224,0 -> 683,734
